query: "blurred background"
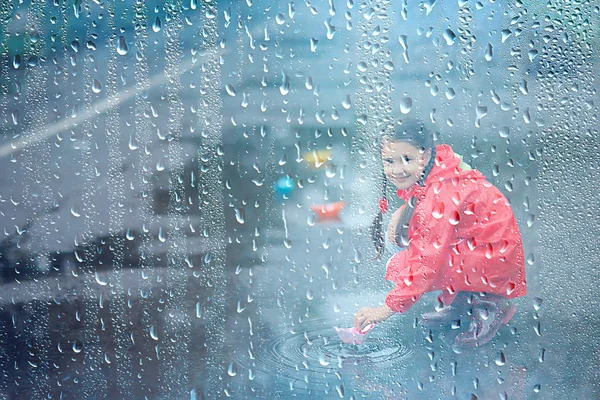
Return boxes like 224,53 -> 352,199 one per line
0,0 -> 598,398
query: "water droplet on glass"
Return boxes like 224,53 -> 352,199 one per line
12,54 -> 21,69
528,49 -> 538,62
94,272 -> 108,286
494,351 -> 506,366
324,18 -> 336,39
225,84 -> 237,97
152,16 -> 162,32
279,71 -> 290,95
342,94 -> 352,109
92,79 -> 102,93
310,37 -> 318,52
158,227 -> 167,242
432,202 -> 445,219
325,163 -> 337,178
306,290 -> 314,300
11,110 -> 19,125
235,207 -> 245,224
484,43 -> 493,61
475,106 -> 488,128
72,340 -> 83,353
150,326 -> 159,341
275,13 -> 286,25
533,297 -> 543,311
443,29 -> 456,45
117,36 -> 128,56
227,362 -> 238,376
400,97 -> 413,114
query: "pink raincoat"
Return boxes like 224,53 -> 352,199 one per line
384,144 -> 526,313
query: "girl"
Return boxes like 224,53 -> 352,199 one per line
354,120 -> 527,348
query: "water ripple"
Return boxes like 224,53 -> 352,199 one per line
237,318 -> 413,390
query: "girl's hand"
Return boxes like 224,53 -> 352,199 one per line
354,304 -> 395,331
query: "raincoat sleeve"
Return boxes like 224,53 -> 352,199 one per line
384,210 -> 456,313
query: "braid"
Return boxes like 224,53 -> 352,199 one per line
395,146 -> 437,246
369,172 -> 388,259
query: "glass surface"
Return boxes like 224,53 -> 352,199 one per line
0,0 -> 598,398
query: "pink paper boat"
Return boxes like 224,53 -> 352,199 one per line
334,324 -> 375,345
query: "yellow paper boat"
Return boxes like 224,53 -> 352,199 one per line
302,149 -> 332,168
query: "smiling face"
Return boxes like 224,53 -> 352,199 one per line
381,140 -> 430,190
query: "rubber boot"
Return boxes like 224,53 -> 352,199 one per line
454,293 -> 516,348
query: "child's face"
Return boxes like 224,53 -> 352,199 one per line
381,140 -> 429,190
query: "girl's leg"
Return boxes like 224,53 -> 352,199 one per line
454,293 -> 516,348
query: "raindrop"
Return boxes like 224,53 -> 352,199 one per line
117,36 -> 128,56
158,227 -> 166,242
72,340 -> 83,353
94,272 -> 107,286
225,84 -> 236,97
325,163 -> 337,178
279,71 -> 290,95
445,88 -> 456,100
227,362 -> 238,377
432,202 -> 445,219
310,37 -> 318,52
342,95 -> 352,109
383,61 -> 394,71
319,354 -> 330,366
235,207 -> 245,224
519,80 -> 528,95
357,61 -> 368,72
71,207 -> 81,217
306,290 -> 314,300
443,29 -> 456,46
484,44 -> 493,61
92,79 -> 102,94
475,106 -> 488,128
527,49 -> 538,62
150,326 -> 159,341
12,54 -> 21,69
126,229 -> 135,241
533,297 -> 543,311
152,16 -> 161,32
324,18 -> 336,39
275,13 -> 286,25
494,351 -> 506,366
449,210 -> 460,225
423,0 -> 437,15
11,110 -> 19,125
205,9 -> 217,19
400,97 -> 413,114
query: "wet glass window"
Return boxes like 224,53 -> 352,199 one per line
0,0 -> 598,398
